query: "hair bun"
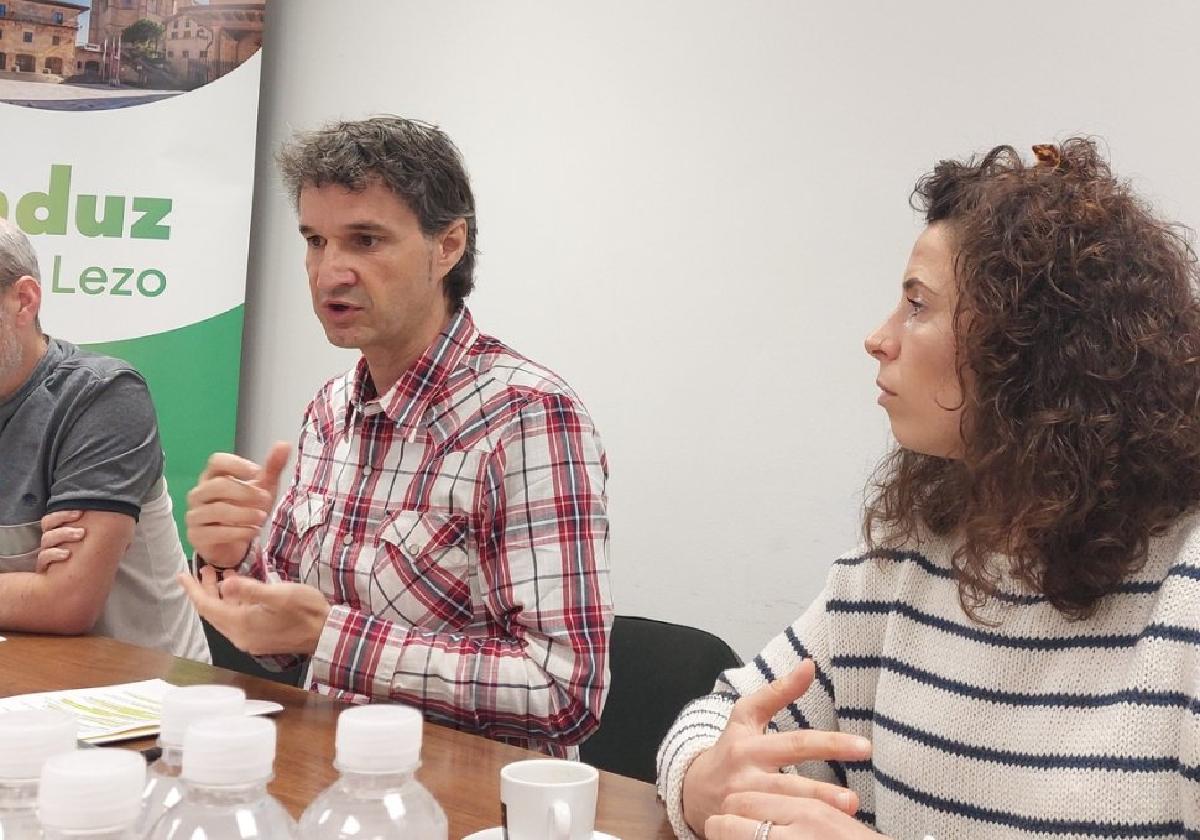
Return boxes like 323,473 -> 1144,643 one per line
1032,144 -> 1065,171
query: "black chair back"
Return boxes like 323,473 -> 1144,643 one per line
202,620 -> 305,686
581,615 -> 742,783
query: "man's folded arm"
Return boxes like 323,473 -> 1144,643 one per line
3,368 -> 164,634
0,510 -> 132,634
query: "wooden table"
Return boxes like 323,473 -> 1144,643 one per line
0,635 -> 674,839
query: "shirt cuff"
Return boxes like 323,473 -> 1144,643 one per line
242,542 -> 273,579
192,542 -> 259,576
310,604 -> 408,699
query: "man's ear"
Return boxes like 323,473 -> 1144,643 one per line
8,276 -> 41,327
433,218 -> 468,282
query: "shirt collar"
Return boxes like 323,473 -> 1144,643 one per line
0,336 -> 63,432
344,307 -> 478,435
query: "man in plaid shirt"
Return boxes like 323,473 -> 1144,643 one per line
177,117 -> 613,756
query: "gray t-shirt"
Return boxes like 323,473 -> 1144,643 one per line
0,338 -> 209,661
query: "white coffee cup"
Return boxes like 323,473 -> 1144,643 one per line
500,759 -> 599,840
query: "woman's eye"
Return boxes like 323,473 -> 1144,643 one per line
906,296 -> 925,315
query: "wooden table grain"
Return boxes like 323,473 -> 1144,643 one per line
0,634 -> 674,839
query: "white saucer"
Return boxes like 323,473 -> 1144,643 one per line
244,699 -> 284,716
461,829 -> 620,840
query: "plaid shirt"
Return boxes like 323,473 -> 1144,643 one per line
248,308 -> 612,756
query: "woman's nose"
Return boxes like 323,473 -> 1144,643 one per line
865,330 -> 892,359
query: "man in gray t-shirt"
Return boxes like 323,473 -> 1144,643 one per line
0,219 -> 208,661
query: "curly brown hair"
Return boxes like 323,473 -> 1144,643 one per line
864,137 -> 1200,618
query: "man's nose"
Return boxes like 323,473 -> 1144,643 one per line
314,248 -> 356,291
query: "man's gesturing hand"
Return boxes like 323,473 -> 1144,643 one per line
178,568 -> 331,656
185,442 -> 290,569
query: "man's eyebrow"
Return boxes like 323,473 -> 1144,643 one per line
298,222 -> 391,235
345,222 -> 389,233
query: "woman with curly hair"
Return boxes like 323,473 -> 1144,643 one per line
657,138 -> 1200,840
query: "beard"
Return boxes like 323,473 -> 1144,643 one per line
0,313 -> 24,389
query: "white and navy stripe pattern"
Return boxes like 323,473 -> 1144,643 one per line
658,513 -> 1200,839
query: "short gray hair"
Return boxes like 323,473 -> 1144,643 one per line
0,218 -> 40,289
277,116 -> 478,310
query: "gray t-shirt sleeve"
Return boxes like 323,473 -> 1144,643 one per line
46,370 -> 164,521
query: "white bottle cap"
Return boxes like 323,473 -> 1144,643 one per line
0,709 -> 77,780
334,704 -> 423,773
38,749 -> 145,831
159,684 -> 246,748
182,715 -> 276,785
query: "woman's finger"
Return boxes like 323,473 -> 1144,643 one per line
739,729 -> 871,770
704,813 -> 765,840
749,771 -> 859,814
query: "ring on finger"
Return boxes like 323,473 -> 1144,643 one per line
754,820 -> 774,840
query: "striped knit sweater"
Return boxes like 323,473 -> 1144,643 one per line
657,512 -> 1200,839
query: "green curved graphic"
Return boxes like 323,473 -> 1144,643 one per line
84,305 -> 245,552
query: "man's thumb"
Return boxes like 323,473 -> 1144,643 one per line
219,574 -> 279,606
256,441 -> 291,499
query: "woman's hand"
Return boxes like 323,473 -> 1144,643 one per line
705,792 -> 887,839
681,659 -> 872,835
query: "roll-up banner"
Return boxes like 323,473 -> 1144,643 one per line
0,0 -> 267,546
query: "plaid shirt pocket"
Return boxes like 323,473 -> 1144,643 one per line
372,509 -> 472,631
289,493 -> 332,587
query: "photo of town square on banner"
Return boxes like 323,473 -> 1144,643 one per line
0,0 -> 265,112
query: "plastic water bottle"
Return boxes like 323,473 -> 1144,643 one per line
37,749 -> 145,840
145,715 -> 298,840
298,705 -> 447,840
0,710 -> 76,840
137,684 -> 246,835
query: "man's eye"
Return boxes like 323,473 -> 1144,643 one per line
356,235 -> 378,248
306,235 -> 325,248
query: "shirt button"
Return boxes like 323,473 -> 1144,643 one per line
342,534 -> 354,546
363,466 -> 373,476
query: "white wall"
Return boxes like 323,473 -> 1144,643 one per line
238,0 -> 1200,659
